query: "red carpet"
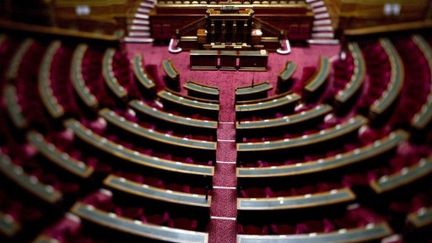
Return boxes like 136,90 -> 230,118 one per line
208,83 -> 237,243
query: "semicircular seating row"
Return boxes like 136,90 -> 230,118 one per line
0,32 -> 431,243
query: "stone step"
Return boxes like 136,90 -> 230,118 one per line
314,19 -> 332,26
134,13 -> 149,19
315,12 -> 330,19
312,6 -> 328,14
312,25 -> 333,32
124,37 -> 154,43
308,39 -> 339,45
310,0 -> 324,8
130,25 -> 150,31
132,19 -> 150,25
129,31 -> 151,37
311,32 -> 335,39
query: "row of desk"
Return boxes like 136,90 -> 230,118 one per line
38,41 -> 64,118
237,115 -> 367,152
411,35 -> 432,129
335,42 -> 366,104
71,44 -> 99,108
65,119 -> 215,176
370,39 -> 404,116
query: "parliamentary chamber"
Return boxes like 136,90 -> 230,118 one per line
0,0 -> 432,242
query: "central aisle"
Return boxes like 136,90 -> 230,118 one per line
208,81 -> 238,243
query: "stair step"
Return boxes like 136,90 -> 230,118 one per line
308,39 -> 339,45
134,13 -> 149,19
140,2 -> 154,8
130,25 -> 150,31
124,37 -> 154,43
312,25 -> 333,32
310,1 -> 324,8
314,12 -> 330,19
312,32 -> 335,38
314,19 -> 332,26
129,31 -> 151,37
132,19 -> 150,25
312,6 -> 327,14
137,8 -> 151,14
305,0 -> 317,3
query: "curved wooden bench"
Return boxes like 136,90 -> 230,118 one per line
102,48 -> 127,98
411,35 -> 432,129
237,130 -> 408,177
3,85 -> 27,129
71,44 -> 98,108
236,82 -> 272,101
6,38 -> 33,80
162,59 -> 179,80
408,207 -> 432,228
184,81 -> 219,100
133,54 -> 155,90
105,175 -> 210,208
237,115 -> 367,152
336,42 -> 366,103
278,61 -> 297,82
38,41 -> 64,118
237,104 -> 332,130
370,39 -> 404,116
72,202 -> 209,243
304,56 -> 331,93
0,152 -> 62,203
65,119 -> 214,176
27,131 -> 94,178
0,212 -> 20,237
100,109 -> 217,151
237,223 -> 392,243
158,90 -> 220,112
238,188 -> 355,210
370,156 -> 432,193
130,100 -> 217,130
236,93 -> 301,113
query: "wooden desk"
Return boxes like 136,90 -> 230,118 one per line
65,119 -> 214,176
103,48 -> 127,98
370,156 -> 432,193
237,130 -> 408,177
411,35 -> 432,129
71,44 -> 98,108
130,100 -> 217,130
236,93 -> 301,113
237,116 -> 367,152
6,38 -> 33,80
0,152 -> 62,203
408,207 -> 432,228
3,85 -> 27,129
100,109 -> 217,151
304,57 -> 331,94
238,188 -> 355,210
370,39 -> 404,116
237,104 -> 332,130
237,223 -> 392,243
133,54 -> 155,90
38,41 -> 64,118
158,90 -> 220,113
220,50 -> 237,70
238,50 -> 268,71
336,43 -> 366,104
236,82 -> 272,101
190,50 -> 218,70
27,131 -> 94,178
72,203 -> 209,243
105,175 -> 210,208
184,81 -> 219,100
0,212 -> 20,237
